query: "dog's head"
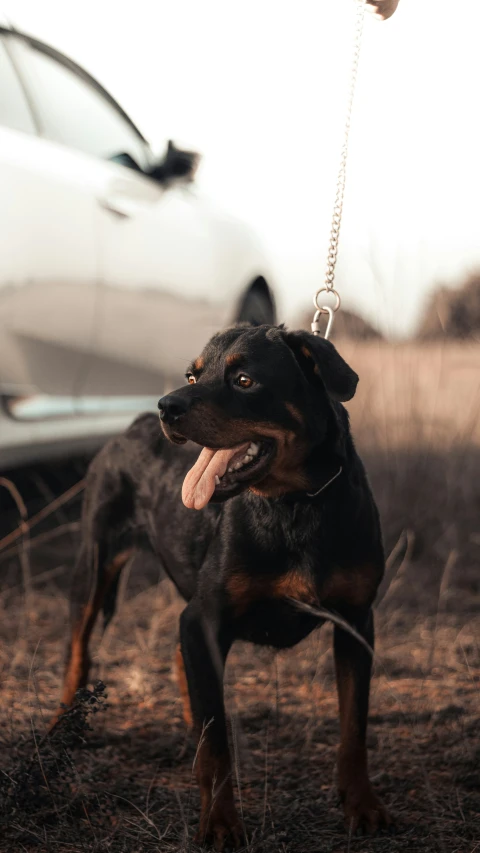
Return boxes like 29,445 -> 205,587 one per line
158,324 -> 358,508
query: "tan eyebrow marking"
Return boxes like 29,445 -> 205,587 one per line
225,353 -> 243,367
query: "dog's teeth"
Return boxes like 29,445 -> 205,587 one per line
249,442 -> 259,455
215,475 -> 221,485
234,461 -> 243,470
228,467 -> 234,473
243,454 -> 251,463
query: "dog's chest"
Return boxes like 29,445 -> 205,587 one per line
225,560 -> 379,649
225,566 -> 322,648
227,567 -> 318,615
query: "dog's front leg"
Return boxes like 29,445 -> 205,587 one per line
334,607 -> 391,834
180,599 -> 243,851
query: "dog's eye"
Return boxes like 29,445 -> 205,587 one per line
186,374 -> 196,385
235,374 -> 254,389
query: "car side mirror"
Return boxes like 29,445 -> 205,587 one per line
148,140 -> 200,185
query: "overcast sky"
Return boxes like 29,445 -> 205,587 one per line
6,0 -> 480,336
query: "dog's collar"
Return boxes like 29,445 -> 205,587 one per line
306,465 -> 343,498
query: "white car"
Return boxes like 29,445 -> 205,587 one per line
0,19 -> 276,468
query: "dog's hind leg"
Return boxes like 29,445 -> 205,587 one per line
175,642 -> 193,729
54,455 -> 138,720
102,556 -> 126,632
57,544 -> 133,714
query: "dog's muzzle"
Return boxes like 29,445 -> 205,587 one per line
158,393 -> 191,425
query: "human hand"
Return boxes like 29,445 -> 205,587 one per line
366,0 -> 400,20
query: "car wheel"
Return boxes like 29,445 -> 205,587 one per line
235,278 -> 276,326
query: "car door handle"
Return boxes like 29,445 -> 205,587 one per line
97,197 -> 132,219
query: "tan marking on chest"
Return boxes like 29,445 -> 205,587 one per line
320,565 -> 382,609
227,569 -> 318,616
271,570 -> 317,602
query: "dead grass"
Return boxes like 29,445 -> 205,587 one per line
0,341 -> 479,853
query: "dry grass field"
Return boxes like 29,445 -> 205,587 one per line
0,340 -> 479,853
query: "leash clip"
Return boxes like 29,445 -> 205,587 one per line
312,306 -> 335,340
311,287 -> 341,340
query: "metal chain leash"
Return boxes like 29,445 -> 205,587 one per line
312,0 -> 367,340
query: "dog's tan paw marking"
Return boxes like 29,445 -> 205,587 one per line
196,804 -> 244,850
342,783 -> 392,835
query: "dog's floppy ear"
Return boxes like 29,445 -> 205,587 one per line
284,330 -> 358,402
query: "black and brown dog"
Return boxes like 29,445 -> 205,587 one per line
57,323 -> 391,849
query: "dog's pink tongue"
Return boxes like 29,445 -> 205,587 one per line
182,444 -> 248,510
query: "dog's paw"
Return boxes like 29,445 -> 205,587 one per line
342,783 -> 392,835
196,806 -> 244,851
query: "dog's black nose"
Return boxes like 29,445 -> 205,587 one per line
158,394 -> 190,424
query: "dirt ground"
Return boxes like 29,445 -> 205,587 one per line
0,341 -> 479,852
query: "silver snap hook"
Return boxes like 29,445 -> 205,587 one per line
311,306 -> 335,340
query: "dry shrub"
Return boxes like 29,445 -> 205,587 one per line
417,272 -> 480,341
